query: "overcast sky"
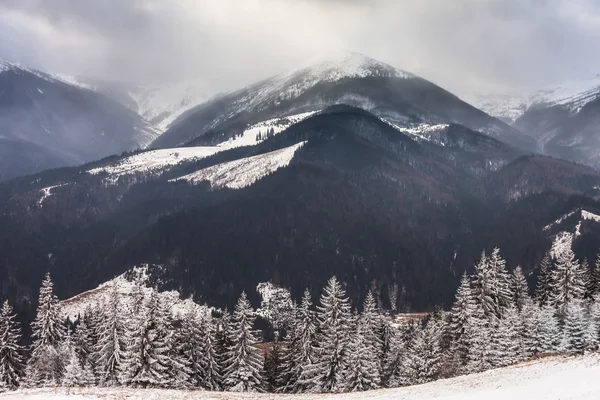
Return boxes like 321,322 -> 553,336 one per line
1,0 -> 600,98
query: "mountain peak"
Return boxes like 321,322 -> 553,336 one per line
286,51 -> 414,82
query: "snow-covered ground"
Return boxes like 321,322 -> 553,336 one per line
171,142 -> 306,189
4,353 -> 600,399
87,147 -> 223,179
216,112 -> 317,149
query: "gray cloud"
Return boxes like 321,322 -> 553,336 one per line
1,0 -> 600,98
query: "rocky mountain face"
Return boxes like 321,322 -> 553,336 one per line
0,60 -> 160,181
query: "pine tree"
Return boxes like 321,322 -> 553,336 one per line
0,301 -> 25,390
536,304 -> 561,354
74,319 -> 94,373
215,310 -> 234,386
488,247 -> 513,318
381,324 -> 405,388
562,300 -> 586,353
200,315 -> 222,390
517,297 -> 539,359
95,281 -> 126,386
511,266 -> 530,311
263,342 -> 284,392
281,289 -> 317,393
582,258 -> 594,300
345,320 -> 381,392
223,292 -> 264,392
535,254 -> 553,306
551,247 -> 585,310
159,301 -> 191,389
404,317 -> 442,385
26,272 -> 65,386
464,304 -> 492,374
82,304 -> 101,377
590,254 -> 600,300
309,276 -> 352,393
124,292 -> 171,388
178,310 -> 205,388
584,304 -> 599,351
489,306 -> 522,367
360,292 -> 383,368
448,272 -> 476,369
472,251 -> 498,319
62,348 -> 84,389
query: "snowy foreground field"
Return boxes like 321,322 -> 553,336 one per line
3,353 -> 599,400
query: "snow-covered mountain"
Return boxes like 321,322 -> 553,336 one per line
0,59 -> 160,180
154,52 -> 534,152
473,75 -> 600,169
474,75 -> 600,123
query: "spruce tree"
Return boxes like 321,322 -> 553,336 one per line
0,300 -> 25,390
124,292 -> 171,388
404,317 -> 442,385
159,302 -> 191,389
26,272 -> 65,386
536,304 -> 561,354
590,254 -> 600,300
382,324 -> 407,388
62,348 -> 83,389
96,282 -> 126,386
200,315 -> 222,390
488,247 -> 513,318
551,247 -> 585,310
222,291 -> 264,392
561,300 -> 586,353
309,276 -> 352,393
345,322 -> 381,392
281,289 -> 317,393
263,342 -> 284,392
179,310 -> 206,388
511,266 -> 530,311
535,254 -> 553,306
448,272 -> 476,369
215,310 -> 234,385
464,304 -> 492,374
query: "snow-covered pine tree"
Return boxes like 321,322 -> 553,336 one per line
201,315 -> 223,390
158,301 -> 191,389
95,281 -> 126,386
381,322 -> 407,388
584,304 -> 599,351
448,272 -> 476,369
0,300 -> 25,390
404,316 -> 443,385
535,254 -> 553,307
551,247 -> 585,311
178,310 -> 204,388
309,276 -> 352,393
511,266 -> 530,312
561,300 -> 586,353
464,303 -> 492,374
472,251 -> 497,320
124,292 -> 171,388
489,306 -> 522,367
488,247 -> 513,318
62,348 -> 83,389
215,310 -> 234,385
582,258 -> 594,300
345,319 -> 381,392
590,254 -> 600,300
536,304 -> 561,354
74,319 -> 94,375
222,291 -> 264,392
517,296 -> 539,359
280,289 -> 317,393
26,272 -> 65,386
360,291 -> 383,370
82,304 -> 101,376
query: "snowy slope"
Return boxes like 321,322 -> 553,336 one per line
0,59 -> 94,91
59,265 -> 212,322
171,142 -> 305,189
216,111 -> 318,149
545,208 -> 600,257
88,146 -> 224,179
5,353 -> 600,399
473,74 -> 600,123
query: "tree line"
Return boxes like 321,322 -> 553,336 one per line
1,244 -> 599,393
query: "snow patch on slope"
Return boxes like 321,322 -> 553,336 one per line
88,147 -> 223,179
172,142 -> 306,189
60,264 -> 212,322
7,353 -> 600,399
543,209 -> 581,231
37,184 -> 68,206
217,111 -> 318,149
